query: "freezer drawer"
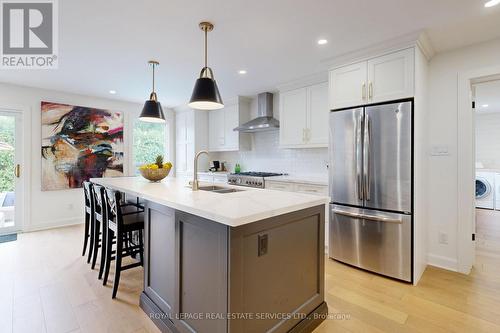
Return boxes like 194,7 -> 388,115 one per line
329,204 -> 411,282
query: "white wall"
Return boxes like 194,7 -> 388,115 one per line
211,94 -> 329,178
427,38 -> 500,270
0,82 -> 174,232
476,112 -> 500,169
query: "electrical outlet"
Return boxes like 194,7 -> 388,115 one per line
438,232 -> 448,245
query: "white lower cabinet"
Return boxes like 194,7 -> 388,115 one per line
265,179 -> 329,253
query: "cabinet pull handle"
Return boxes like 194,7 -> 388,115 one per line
14,164 -> 20,178
369,82 -> 373,99
362,83 -> 366,100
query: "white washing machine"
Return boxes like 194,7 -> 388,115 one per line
496,173 -> 500,210
476,171 -> 495,209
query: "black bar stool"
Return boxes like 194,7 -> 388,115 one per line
82,181 -> 93,260
102,188 -> 145,299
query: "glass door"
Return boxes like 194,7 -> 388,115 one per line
0,111 -> 22,234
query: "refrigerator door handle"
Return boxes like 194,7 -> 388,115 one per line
332,208 -> 403,224
355,112 -> 363,200
363,112 -> 371,201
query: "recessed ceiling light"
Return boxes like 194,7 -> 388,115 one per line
485,0 -> 500,7
482,104 -> 489,108
238,70 -> 247,75
317,39 -> 328,45
109,90 -> 116,94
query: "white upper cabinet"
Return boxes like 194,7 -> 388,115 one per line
208,97 -> 250,152
329,48 -> 415,109
208,108 -> 225,150
280,88 -> 307,146
175,109 -> 208,177
329,62 -> 367,110
223,104 -> 239,151
367,48 -> 414,103
280,82 -> 329,148
307,82 -> 329,145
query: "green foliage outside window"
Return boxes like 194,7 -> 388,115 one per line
133,121 -> 167,173
0,116 -> 15,192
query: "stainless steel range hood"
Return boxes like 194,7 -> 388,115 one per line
234,92 -> 279,132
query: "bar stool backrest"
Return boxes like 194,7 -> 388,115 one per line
105,188 -> 122,231
92,184 -> 105,221
83,181 -> 93,212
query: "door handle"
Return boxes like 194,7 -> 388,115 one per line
332,208 -> 402,224
368,82 -> 373,100
14,164 -> 20,178
362,83 -> 366,100
355,112 -> 363,200
363,113 -> 371,201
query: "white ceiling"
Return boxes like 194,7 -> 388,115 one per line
475,80 -> 500,114
1,0 -> 500,108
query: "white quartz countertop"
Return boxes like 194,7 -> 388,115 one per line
266,175 -> 328,186
91,176 -> 328,227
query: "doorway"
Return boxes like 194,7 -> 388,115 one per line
473,79 -> 500,275
0,110 -> 23,235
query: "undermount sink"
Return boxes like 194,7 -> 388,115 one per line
198,185 -> 245,194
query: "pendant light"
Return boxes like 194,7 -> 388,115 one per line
188,22 -> 224,110
139,60 -> 166,123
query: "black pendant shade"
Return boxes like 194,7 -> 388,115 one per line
140,92 -> 165,123
139,60 -> 166,123
188,75 -> 223,110
188,22 -> 224,110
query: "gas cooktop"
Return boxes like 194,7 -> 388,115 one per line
227,172 -> 284,188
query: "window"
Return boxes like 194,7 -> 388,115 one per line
0,115 -> 15,193
133,120 -> 167,173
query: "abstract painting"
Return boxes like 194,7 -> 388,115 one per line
41,101 -> 124,191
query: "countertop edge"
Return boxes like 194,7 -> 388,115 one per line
90,177 -> 328,227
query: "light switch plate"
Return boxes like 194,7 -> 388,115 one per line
430,145 -> 450,156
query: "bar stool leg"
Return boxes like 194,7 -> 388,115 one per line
98,221 -> 107,279
103,229 -> 114,286
87,215 -> 95,264
82,212 -> 90,256
138,229 -> 144,266
112,236 -> 123,299
91,220 -> 100,269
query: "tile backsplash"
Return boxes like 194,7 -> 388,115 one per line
210,131 -> 329,177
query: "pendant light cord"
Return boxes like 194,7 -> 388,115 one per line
204,28 -> 208,68
152,63 -> 155,93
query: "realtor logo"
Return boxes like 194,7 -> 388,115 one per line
1,0 -> 58,68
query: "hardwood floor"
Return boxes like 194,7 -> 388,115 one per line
0,225 -> 159,333
2,222 -> 500,333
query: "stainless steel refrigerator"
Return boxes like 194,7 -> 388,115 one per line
329,100 -> 412,282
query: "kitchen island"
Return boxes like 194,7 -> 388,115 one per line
92,176 -> 328,333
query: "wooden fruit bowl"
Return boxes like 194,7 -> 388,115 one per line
139,167 -> 171,182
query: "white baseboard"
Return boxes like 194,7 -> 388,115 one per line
23,216 -> 84,233
427,254 -> 458,272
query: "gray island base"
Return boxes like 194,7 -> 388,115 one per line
140,202 -> 327,333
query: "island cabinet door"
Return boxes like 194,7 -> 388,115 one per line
228,205 -> 325,333
144,202 -> 176,317
174,211 -> 229,333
